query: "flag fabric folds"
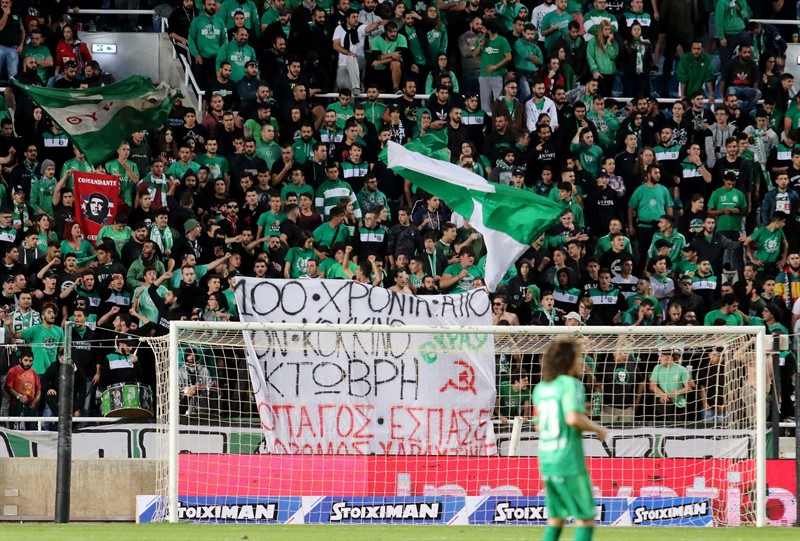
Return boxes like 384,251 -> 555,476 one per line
385,140 -> 563,291
12,76 -> 181,165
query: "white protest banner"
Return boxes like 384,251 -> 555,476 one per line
233,278 -> 497,456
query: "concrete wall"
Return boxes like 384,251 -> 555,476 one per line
0,459 -> 157,520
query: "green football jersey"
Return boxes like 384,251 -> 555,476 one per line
532,374 -> 588,477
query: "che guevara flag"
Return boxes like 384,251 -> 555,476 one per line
73,171 -> 120,245
12,76 -> 180,165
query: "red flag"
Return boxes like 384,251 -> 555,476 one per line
73,172 -> 121,245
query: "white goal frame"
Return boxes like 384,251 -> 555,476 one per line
164,322 -> 768,526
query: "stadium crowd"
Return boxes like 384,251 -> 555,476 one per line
0,0 -> 798,428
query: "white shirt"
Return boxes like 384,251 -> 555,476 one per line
524,96 -> 559,132
530,3 -> 557,44
333,24 -> 368,67
792,297 -> 800,335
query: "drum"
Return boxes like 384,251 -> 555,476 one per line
101,383 -> 154,419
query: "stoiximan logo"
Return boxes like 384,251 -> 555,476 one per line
178,503 -> 277,521
329,502 -> 441,521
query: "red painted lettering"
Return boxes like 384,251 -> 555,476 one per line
296,405 -> 316,438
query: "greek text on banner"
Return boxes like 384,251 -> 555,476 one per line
233,278 -> 498,456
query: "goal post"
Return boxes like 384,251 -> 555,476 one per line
151,321 -> 768,527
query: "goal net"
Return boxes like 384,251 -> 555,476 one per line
146,281 -> 768,527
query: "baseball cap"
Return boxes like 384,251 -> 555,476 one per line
658,347 -> 672,355
682,245 -> 697,252
3,275 -> 14,284
512,168 -> 525,176
672,347 -> 684,357
11,185 -> 25,195
564,311 -> 581,322
64,59 -> 77,68
597,169 -> 609,178
245,60 -> 258,67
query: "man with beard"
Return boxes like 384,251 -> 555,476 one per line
18,304 -> 64,376
121,223 -> 149,268
525,81 -> 558,133
528,124 -> 558,183
4,56 -> 43,140
126,240 -> 166,287
167,0 -> 197,54
206,62 -> 239,112
386,206 -> 418,268
188,0 -> 227,89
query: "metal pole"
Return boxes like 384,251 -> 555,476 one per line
755,329 -> 766,527
55,321 -> 74,523
168,323 -> 180,523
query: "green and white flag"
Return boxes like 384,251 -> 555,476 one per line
386,141 -> 563,291
13,76 -> 181,165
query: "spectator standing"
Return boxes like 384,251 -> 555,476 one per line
478,19 -> 512,115
628,165 -> 673,266
17,304 -> 63,376
715,0 -> 751,66
650,348 -> 692,424
189,0 -> 228,90
708,172 -> 747,280
4,349 -> 40,428
586,20 -> 618,97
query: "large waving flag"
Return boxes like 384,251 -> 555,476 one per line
386,140 -> 563,291
13,76 -> 181,165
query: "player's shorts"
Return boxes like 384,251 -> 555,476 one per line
543,474 -> 596,521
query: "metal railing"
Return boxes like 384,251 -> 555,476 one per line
0,416 -> 134,432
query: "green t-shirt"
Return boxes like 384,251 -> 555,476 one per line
324,261 -> 356,279
442,263 -> 484,294
285,247 -> 317,278
326,102 -> 355,130
105,159 -> 140,207
313,222 -> 350,249
749,225 -> 785,265
280,183 -> 314,201
532,375 -> 587,477
195,154 -> 230,181
480,35 -> 511,77
60,158 -> 95,190
708,187 -> 747,232
498,380 -> 531,419
21,43 -> 53,82
703,308 -> 744,326
21,324 -> 65,375
165,160 -> 201,181
370,34 -> 408,71
96,225 -> 132,256
540,9 -> 572,53
60,239 -> 96,266
650,363 -> 690,408
257,211 -> 287,238
628,183 -> 673,224
133,284 -> 167,325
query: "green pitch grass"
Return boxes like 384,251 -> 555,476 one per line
3,524 -> 799,541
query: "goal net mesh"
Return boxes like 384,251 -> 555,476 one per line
147,327 -> 763,526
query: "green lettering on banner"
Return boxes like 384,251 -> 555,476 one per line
418,333 -> 489,364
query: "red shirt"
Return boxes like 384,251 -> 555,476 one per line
5,365 -> 40,406
55,40 -> 93,72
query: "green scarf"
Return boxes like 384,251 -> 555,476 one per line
150,224 -> 174,252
